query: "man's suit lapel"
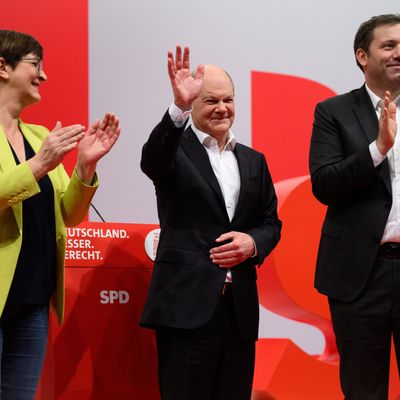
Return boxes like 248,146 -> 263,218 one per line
181,127 -> 227,212
353,85 -> 391,195
353,85 -> 380,143
231,145 -> 250,224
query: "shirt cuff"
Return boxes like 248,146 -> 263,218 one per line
168,103 -> 192,127
369,141 -> 386,167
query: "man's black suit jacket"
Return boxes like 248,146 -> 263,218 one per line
140,111 -> 281,340
309,85 -> 392,302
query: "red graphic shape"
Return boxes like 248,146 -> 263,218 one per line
253,339 -> 343,399
0,0 -> 88,175
261,177 -> 336,361
252,71 -> 336,182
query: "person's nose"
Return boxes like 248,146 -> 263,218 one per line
215,100 -> 227,113
39,68 -> 47,81
393,44 -> 400,59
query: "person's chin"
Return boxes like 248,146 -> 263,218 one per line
31,94 -> 41,103
392,70 -> 400,79
24,93 -> 41,107
211,120 -> 230,130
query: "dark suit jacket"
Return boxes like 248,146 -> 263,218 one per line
140,111 -> 281,340
309,85 -> 392,302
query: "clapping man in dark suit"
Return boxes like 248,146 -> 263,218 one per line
140,46 -> 281,400
309,14 -> 400,399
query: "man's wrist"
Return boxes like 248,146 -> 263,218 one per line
370,140 -> 388,167
174,101 -> 192,112
247,234 -> 258,258
169,103 -> 192,127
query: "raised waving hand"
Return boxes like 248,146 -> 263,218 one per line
76,112 -> 121,183
168,45 -> 204,111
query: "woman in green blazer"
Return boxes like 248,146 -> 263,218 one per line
0,30 -> 120,399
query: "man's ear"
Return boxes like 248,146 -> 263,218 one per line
356,48 -> 368,70
0,57 -> 10,80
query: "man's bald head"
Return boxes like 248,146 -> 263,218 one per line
191,64 -> 235,145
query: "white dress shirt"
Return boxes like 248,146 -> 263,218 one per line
367,84 -> 400,242
190,124 -> 240,222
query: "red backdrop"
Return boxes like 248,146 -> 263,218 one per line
0,0 -> 88,175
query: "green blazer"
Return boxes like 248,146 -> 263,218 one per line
0,121 -> 98,324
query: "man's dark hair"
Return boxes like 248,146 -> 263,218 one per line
0,30 -> 42,69
354,14 -> 400,71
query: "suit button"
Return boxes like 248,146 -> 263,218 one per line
18,194 -> 24,200
7,200 -> 13,206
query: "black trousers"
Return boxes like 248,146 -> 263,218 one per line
155,286 -> 255,400
329,256 -> 400,400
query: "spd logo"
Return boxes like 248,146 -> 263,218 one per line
99,290 -> 130,304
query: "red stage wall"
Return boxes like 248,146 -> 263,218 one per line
0,0 -> 88,175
